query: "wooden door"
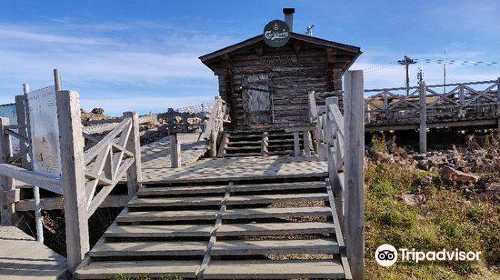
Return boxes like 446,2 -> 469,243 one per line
242,74 -> 272,125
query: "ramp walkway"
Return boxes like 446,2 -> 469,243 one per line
0,226 -> 67,280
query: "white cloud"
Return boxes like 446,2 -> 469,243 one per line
0,27 -> 113,45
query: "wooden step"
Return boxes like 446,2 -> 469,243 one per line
227,193 -> 328,205
105,224 -> 214,238
228,134 -> 262,139
223,207 -> 331,219
116,209 -> 219,223
89,241 -> 208,257
268,139 -> 296,143
74,260 -> 200,279
138,182 -> 326,197
211,239 -> 339,256
226,146 -> 261,150
227,140 -> 262,145
129,196 -> 223,207
129,193 -> 327,208
138,185 -> 227,196
203,259 -> 345,279
217,222 -> 335,237
225,153 -> 262,157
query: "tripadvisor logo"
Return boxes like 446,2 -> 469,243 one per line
375,244 -> 481,267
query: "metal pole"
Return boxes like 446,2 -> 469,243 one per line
53,69 -> 62,91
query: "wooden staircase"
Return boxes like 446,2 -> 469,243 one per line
74,178 -> 351,279
219,131 -> 306,157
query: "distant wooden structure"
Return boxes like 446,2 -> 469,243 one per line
200,10 -> 361,133
365,78 -> 500,152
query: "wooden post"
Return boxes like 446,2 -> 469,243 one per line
123,112 -> 142,199
0,117 -> 14,226
261,132 -> 269,156
15,94 -> 30,168
209,129 -> 217,158
293,130 -> 300,156
419,82 -> 427,153
303,130 -> 312,157
56,90 -> 89,272
344,70 -> 365,280
170,133 -> 181,168
22,84 -> 44,243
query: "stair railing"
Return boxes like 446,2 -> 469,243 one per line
205,96 -> 230,158
312,70 -> 365,280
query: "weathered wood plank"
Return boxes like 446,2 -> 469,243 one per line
223,207 -> 331,219
104,224 -> 214,238
344,70 -> 365,280
74,260 -> 200,279
217,222 -> 335,236
116,209 -> 219,222
204,259 -> 345,279
56,90 -> 89,272
90,241 -> 208,257
211,239 -> 339,255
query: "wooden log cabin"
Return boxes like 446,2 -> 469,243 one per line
200,9 -> 361,156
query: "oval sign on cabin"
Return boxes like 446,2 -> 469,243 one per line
263,20 -> 290,48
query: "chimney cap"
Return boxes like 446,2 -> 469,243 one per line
283,8 -> 295,14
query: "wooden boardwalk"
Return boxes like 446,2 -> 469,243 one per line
142,155 -> 328,183
141,133 -> 209,170
0,226 -> 67,280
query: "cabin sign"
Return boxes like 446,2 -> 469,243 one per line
263,20 -> 290,47
26,85 -> 62,177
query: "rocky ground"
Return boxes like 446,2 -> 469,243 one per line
366,131 -> 499,279
369,131 -> 499,205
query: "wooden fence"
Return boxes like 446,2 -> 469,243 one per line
82,106 -> 209,135
365,79 -> 500,152
365,79 -> 500,126
309,70 -> 365,280
0,71 -> 142,272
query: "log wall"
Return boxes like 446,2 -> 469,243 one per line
215,40 -> 350,132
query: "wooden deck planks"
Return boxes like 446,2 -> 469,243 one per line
74,260 -> 200,279
142,155 -> 328,183
90,241 -> 208,257
116,209 -> 219,222
203,259 -> 345,279
217,222 -> 335,236
0,226 -> 68,280
105,224 -> 214,238
223,207 -> 332,219
211,239 -> 339,255
76,178 -> 348,279
129,193 -> 327,208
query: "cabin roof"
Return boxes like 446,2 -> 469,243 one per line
199,32 -> 361,65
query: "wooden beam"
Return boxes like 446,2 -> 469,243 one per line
0,117 -> 15,225
170,133 -> 181,168
343,70 -> 365,280
56,90 -> 89,272
123,112 -> 142,199
419,82 -> 427,153
293,131 -> 300,157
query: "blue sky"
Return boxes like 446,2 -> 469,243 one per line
0,0 -> 498,115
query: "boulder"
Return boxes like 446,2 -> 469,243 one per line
439,165 -> 480,184
91,107 -> 105,115
401,194 -> 426,207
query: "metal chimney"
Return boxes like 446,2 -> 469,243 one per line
283,8 -> 295,31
